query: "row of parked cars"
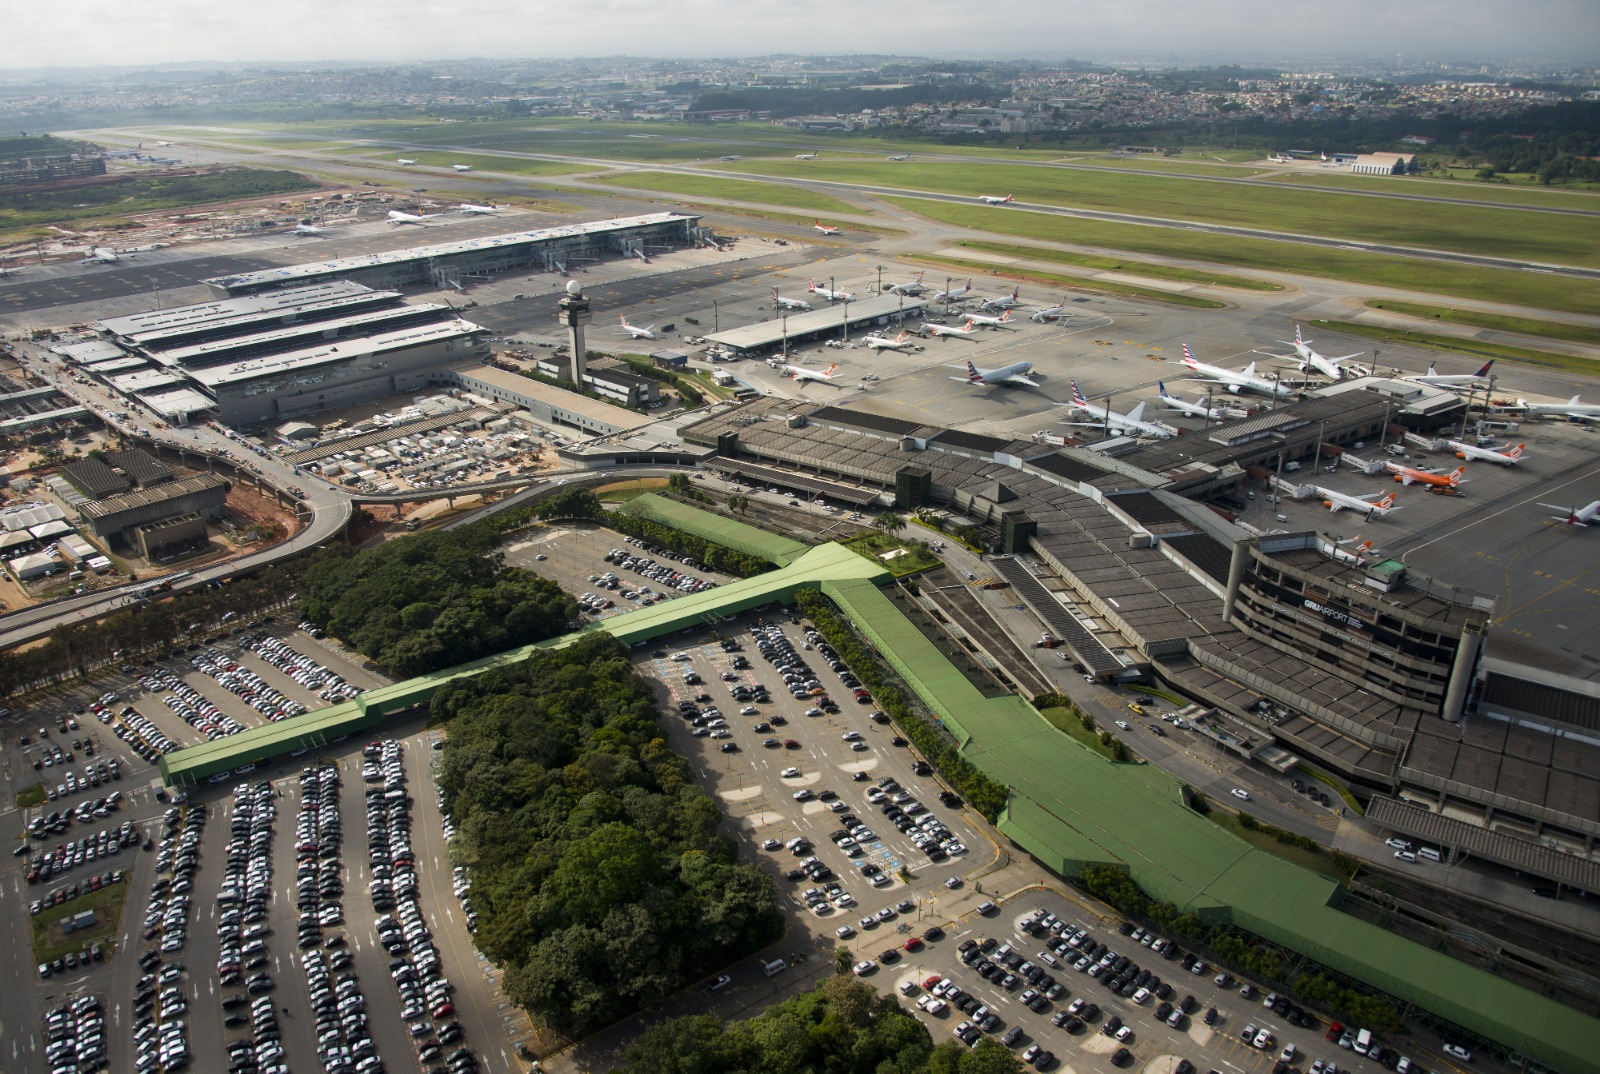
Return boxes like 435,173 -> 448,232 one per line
241,633 -> 361,705
364,740 -> 475,1074
24,814 -> 133,883
113,706 -> 180,761
215,780 -> 285,1074
189,648 -> 309,723
43,994 -> 107,1074
157,675 -> 250,741
129,806 -> 207,1073
606,543 -> 719,597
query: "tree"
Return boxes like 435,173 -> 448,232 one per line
874,511 -> 907,538
834,945 -> 853,975
959,1038 -> 1025,1073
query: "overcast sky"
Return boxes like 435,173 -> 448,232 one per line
6,0 -> 1597,70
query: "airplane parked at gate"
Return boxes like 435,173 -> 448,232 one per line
451,163 -> 473,172
1312,486 -> 1400,519
1404,360 -> 1494,388
1517,395 -> 1600,423
1539,500 -> 1600,527
861,331 -> 916,353
885,272 -> 927,296
1029,294 -> 1073,323
951,359 -> 1039,389
386,210 -> 438,226
458,203 -> 502,215
1063,382 -> 1178,439
771,288 -> 812,312
79,246 -> 122,264
808,279 -> 856,302
1263,324 -> 1365,381
978,286 -> 1023,313
1448,440 -> 1525,464
784,362 -> 842,384
619,316 -> 657,340
294,221 -> 335,236
1181,343 -> 1296,400
931,279 -> 973,303
925,321 -> 977,339
813,220 -> 842,235
1157,382 -> 1250,421
978,194 -> 1014,205
962,310 -> 1014,329
1384,461 -> 1465,489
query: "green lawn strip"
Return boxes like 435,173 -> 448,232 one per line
1307,320 -> 1597,377
0,168 -> 319,236
1294,762 -> 1365,816
683,370 -> 735,400
16,783 -> 46,809
885,195 -> 1600,318
838,532 -> 940,577
681,202 -> 905,237
1079,156 -> 1265,178
1363,300 -> 1600,347
31,879 -> 129,965
1274,171 -> 1600,209
596,480 -> 668,504
910,253 -> 1226,310
586,170 -> 858,214
1037,706 -> 1125,762
730,160 -> 1600,270
352,149 -> 599,176
1205,812 -> 1351,882
956,239 -> 1283,292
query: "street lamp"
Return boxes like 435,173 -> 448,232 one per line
713,298 -> 719,334
841,298 -> 850,343
876,265 -> 883,296
782,313 -> 789,360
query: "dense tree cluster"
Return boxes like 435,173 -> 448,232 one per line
533,485 -> 603,521
609,975 -> 1022,1074
793,589 -> 1008,821
298,521 -> 575,677
689,82 -> 1007,120
614,355 -> 704,406
611,504 -> 777,579
430,634 -> 782,1037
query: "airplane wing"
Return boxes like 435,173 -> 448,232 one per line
1004,374 -> 1041,388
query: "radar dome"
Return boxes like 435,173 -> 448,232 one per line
565,280 -> 582,296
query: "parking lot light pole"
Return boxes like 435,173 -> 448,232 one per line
713,298 -> 719,334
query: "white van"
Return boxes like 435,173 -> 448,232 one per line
762,958 -> 787,977
1354,1029 -> 1373,1055
1418,846 -> 1443,862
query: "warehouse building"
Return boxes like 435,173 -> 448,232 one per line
531,356 -> 661,408
78,473 -> 228,545
202,213 -> 705,297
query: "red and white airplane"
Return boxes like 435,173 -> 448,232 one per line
386,210 -> 438,226
813,220 -> 842,235
1331,534 -> 1376,566
1384,461 -> 1465,489
619,316 -> 657,340
1447,439 -> 1524,465
953,358 -> 1038,389
784,362 -> 843,385
978,286 -> 1023,312
1313,487 -> 1399,519
931,279 -> 973,303
1539,500 -> 1600,527
962,309 -> 1014,329
978,194 -> 1014,205
771,287 -> 812,312
861,330 -> 916,352
807,279 -> 855,302
925,321 -> 977,339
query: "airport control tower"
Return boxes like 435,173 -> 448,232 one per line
556,279 -> 591,383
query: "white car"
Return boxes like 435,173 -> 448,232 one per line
1232,788 -> 1251,801
780,767 -> 801,778
1441,1045 -> 1472,1062
852,960 -> 877,976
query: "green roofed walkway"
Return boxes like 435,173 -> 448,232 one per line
624,494 -> 811,566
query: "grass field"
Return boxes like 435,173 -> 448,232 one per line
911,254 -> 1227,309
1206,812 -> 1351,882
1078,155 -> 1266,178
1038,706 -> 1126,762
16,783 -> 45,809
1364,300 -> 1600,347
32,879 -> 129,965
1309,320 -> 1597,377
355,149 -> 599,177
587,170 -> 859,214
884,196 -> 1600,318
731,159 -> 1600,269
955,239 -> 1283,291
1272,170 -> 1600,210
596,478 -> 668,503
840,532 -> 940,577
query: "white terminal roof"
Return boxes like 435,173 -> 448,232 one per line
461,364 -> 656,431
2,503 -> 66,531
52,339 -> 125,364
150,303 -> 456,368
98,281 -> 387,343
204,213 -> 694,291
138,388 -> 217,419
108,369 -> 185,393
185,320 -> 483,390
704,295 -> 926,351
84,357 -> 151,374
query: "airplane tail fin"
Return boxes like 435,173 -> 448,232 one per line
807,280 -> 818,292
1424,362 -> 1439,376
1448,466 -> 1465,485
1004,195 -> 1013,203
1127,402 -> 1146,422
1294,323 -> 1306,345
1509,443 -> 1524,459
1378,492 -> 1396,509
825,364 -> 838,377
1566,396 -> 1582,406
1158,381 -> 1171,399
1474,360 -> 1495,378
966,361 -> 984,384
1181,342 -> 1196,365
999,311 -> 1012,322
1070,380 -> 1088,406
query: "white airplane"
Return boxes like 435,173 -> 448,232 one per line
884,272 -> 926,296
1447,440 -> 1525,464
1181,343 -> 1296,400
1029,294 -> 1072,322
1312,486 -> 1400,519
951,358 -> 1039,389
1384,461 -> 1465,488
813,220 -> 842,236
861,330 -> 916,353
807,279 -> 855,302
925,321 -> 977,340
1539,500 -> 1600,527
931,279 -> 973,303
962,310 -> 1014,329
978,286 -> 1023,312
719,155 -> 742,162
386,210 -> 438,226
1268,153 -> 1292,164
785,362 -> 842,384
397,158 -> 417,166
156,140 -> 176,148
795,152 -> 818,161
458,203 -> 502,215
451,163 -> 473,172
619,316 -> 657,340
771,287 -> 812,312
79,246 -> 121,264
1330,534 -> 1376,565
1404,359 -> 1494,388
0,260 -> 24,276
294,222 -> 335,236
1157,382 -> 1250,421
1268,324 -> 1364,381
1064,381 -> 1177,439
978,194 -> 1014,205
887,154 -> 911,161
1518,395 -> 1600,423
